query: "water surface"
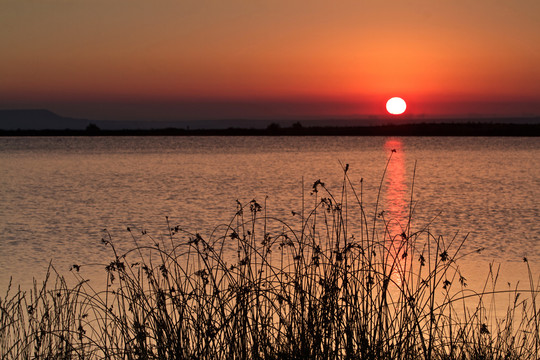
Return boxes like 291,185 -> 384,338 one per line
1,136 -> 538,292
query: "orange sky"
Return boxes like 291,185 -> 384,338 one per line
1,0 -> 539,121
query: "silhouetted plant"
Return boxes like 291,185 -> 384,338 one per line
1,157 -> 538,359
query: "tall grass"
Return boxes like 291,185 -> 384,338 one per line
1,158 -> 539,359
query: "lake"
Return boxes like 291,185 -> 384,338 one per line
1,136 -> 539,294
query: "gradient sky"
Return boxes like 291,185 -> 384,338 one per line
1,0 -> 539,121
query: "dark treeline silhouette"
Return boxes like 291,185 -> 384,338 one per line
1,122 -> 540,136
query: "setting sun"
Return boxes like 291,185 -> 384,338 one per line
386,97 -> 407,115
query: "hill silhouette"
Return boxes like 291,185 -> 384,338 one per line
0,109 -> 89,130
1,109 -> 539,136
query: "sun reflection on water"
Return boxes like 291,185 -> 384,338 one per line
383,138 -> 409,285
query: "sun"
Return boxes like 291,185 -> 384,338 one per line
386,97 -> 407,115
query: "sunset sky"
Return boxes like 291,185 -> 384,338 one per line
1,0 -> 539,121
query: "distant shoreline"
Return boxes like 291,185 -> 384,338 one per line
1,122 -> 540,136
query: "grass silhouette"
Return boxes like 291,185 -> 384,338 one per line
1,157 -> 538,359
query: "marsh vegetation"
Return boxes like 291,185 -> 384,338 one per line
1,158 -> 538,359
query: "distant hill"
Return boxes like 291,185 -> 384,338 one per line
0,110 -> 381,130
1,109 -> 539,131
0,109 -> 89,130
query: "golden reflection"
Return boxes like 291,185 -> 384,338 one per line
383,138 -> 408,284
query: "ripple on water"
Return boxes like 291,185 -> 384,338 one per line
0,136 -> 539,293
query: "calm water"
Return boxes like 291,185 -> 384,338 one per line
1,136 -> 539,293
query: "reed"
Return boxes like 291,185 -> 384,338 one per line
1,159 -> 538,359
